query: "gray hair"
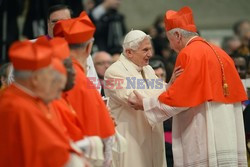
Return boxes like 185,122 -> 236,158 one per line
122,35 -> 151,52
7,64 -> 14,85
13,66 -> 50,80
0,63 -> 14,85
69,38 -> 94,50
13,69 -> 33,80
168,28 -> 198,38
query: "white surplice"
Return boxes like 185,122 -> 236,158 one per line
143,97 -> 248,167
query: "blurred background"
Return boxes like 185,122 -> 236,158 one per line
0,0 -> 249,65
121,0 -> 250,42
0,0 -> 249,68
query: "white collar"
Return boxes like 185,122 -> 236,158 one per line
185,36 -> 199,47
120,54 -> 143,72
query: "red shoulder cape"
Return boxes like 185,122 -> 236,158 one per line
159,37 -> 247,107
0,85 -> 72,167
52,97 -> 84,141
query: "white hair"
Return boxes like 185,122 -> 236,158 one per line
7,64 -> 14,85
13,69 -> 33,80
122,30 -> 151,54
168,28 -> 198,38
13,66 -> 50,80
123,35 -> 151,51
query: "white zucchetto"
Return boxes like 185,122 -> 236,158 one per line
123,30 -> 148,44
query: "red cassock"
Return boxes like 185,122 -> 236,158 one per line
0,85 -> 74,167
63,58 -> 115,138
159,37 -> 247,107
52,96 -> 84,141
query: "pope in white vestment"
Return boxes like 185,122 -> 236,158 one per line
104,30 -> 167,167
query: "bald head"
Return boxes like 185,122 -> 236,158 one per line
93,51 -> 112,78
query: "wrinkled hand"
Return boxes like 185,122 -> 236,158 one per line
128,90 -> 144,110
168,66 -> 184,85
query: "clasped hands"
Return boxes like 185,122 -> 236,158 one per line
128,66 -> 183,110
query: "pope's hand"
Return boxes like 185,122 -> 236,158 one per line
168,66 -> 184,85
128,90 -> 144,110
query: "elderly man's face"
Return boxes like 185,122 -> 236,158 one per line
33,66 -> 55,103
127,38 -> 153,67
33,66 -> 66,104
47,9 -> 71,37
94,52 -> 112,78
166,31 -> 182,53
47,71 -> 67,101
